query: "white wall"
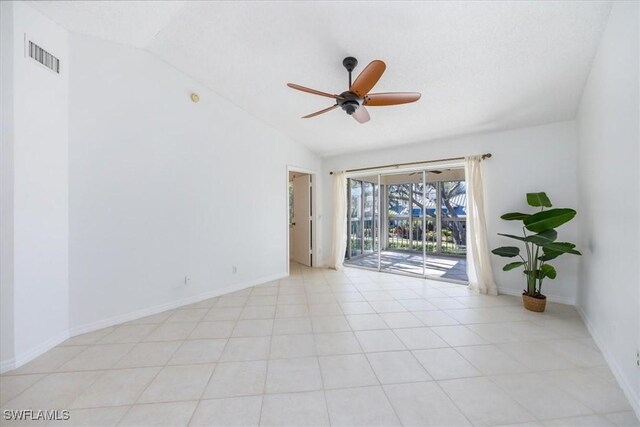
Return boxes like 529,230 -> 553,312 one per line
67,34 -> 321,332
0,2 -> 70,370
321,121 -> 580,303
576,1 -> 639,416
1,0 -> 16,368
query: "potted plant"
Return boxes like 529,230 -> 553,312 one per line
492,192 -> 581,312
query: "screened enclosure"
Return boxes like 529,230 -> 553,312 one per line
345,168 -> 467,282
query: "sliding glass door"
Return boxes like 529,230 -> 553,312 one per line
345,169 -> 468,282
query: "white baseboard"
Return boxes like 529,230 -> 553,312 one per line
497,286 -> 575,305
576,305 -> 640,419
0,330 -> 70,374
0,272 -> 287,374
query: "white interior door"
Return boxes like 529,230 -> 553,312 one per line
291,174 -> 311,266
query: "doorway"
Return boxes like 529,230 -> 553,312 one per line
288,169 -> 315,269
344,168 -> 468,282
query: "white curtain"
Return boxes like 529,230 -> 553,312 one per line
330,172 -> 348,270
465,156 -> 498,295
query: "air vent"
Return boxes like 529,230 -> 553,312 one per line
28,40 -> 60,74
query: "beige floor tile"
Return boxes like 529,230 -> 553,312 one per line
603,411 -> 640,427
543,415 -> 616,426
412,310 -> 460,326
232,319 -> 274,337
240,305 -> 276,320
5,346 -> 86,375
202,360 -> 267,399
115,341 -> 181,368
318,354 -> 378,389
260,391 -> 329,427
369,300 -> 407,313
61,327 -> 117,346
275,304 -> 309,318
393,327 -> 449,350
543,368 -> 632,413
190,396 -> 262,426
310,316 -> 351,333
215,296 -> 248,308
165,308 -> 209,323
455,345 -> 529,375
339,302 -> 376,315
273,317 -> 313,335
203,307 -> 242,321
366,351 -> 431,384
491,372 -> 593,420
5,371 -> 102,409
269,334 -> 316,359
384,381 -> 471,426
98,324 -> 158,344
355,330 -> 406,352
412,348 -> 482,380
325,386 -> 401,426
438,377 -> 535,426
346,314 -> 388,331
246,295 -> 277,306
431,325 -> 489,347
188,321 -> 236,339
0,374 -> 45,406
220,337 -> 271,362
118,401 -> 197,426
168,339 -> 226,365
143,323 -> 198,342
70,367 -> 159,409
58,344 -> 134,371
380,312 -> 423,328
50,406 -> 129,426
265,357 -> 323,394
314,332 -> 362,356
137,364 -> 214,403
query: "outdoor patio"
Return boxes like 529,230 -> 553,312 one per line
345,250 -> 468,282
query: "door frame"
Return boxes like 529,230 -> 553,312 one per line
286,165 -> 318,276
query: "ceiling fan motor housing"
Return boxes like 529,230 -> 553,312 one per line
338,91 -> 360,115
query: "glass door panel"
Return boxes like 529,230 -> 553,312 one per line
440,180 -> 467,255
349,179 -> 362,257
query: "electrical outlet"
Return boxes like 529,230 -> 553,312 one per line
636,350 -> 639,367
232,266 -> 237,274
184,276 -> 190,285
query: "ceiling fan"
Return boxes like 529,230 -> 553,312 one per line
287,57 -> 421,124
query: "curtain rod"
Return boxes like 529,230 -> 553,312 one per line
329,153 -> 492,175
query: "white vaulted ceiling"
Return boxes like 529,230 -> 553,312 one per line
29,1 -> 611,156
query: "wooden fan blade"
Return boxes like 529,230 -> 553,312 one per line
287,83 -> 343,100
364,92 -> 421,106
302,105 -> 338,119
352,106 -> 370,124
349,60 -> 386,97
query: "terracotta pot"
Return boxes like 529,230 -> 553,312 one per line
522,293 -> 546,312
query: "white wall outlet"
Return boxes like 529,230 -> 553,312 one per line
636,350 -> 639,367
184,276 -> 190,285
232,266 -> 237,274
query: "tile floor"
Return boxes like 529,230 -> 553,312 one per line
345,251 -> 468,282
1,263 -> 637,426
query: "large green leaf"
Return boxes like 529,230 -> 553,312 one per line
503,261 -> 525,271
524,208 -> 576,232
541,264 -> 557,279
526,230 -> 558,246
500,212 -> 530,221
491,246 -> 521,257
527,192 -> 552,207
497,233 -> 527,242
539,242 -> 582,260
